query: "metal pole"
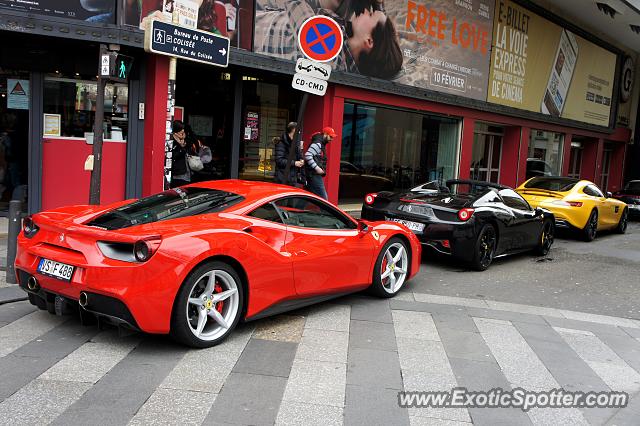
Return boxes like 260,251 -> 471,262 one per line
89,44 -> 109,205
6,200 -> 22,284
283,92 -> 309,185
164,11 -> 180,190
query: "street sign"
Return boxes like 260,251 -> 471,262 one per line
295,58 -> 331,80
100,54 -> 110,76
297,15 -> 343,63
145,20 -> 230,67
292,73 -> 327,96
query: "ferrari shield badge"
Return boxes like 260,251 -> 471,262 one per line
371,231 -> 379,241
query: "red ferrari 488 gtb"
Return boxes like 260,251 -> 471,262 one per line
15,180 -> 421,347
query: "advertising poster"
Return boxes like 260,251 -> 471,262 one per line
487,0 -> 616,126
254,0 -> 494,100
125,0 -> 253,50
7,79 -> 29,110
0,0 -> 116,24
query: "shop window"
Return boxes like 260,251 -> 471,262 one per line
527,130 -> 563,179
568,143 -> 583,179
340,103 -> 459,203
471,123 -> 503,183
43,77 -> 128,141
600,144 -> 613,191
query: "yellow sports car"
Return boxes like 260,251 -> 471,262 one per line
516,177 -> 628,241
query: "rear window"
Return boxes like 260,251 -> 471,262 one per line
524,178 -> 577,192
625,181 -> 640,191
447,182 -> 493,197
86,188 -> 244,230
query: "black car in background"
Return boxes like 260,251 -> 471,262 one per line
361,180 -> 555,270
613,180 -> 640,218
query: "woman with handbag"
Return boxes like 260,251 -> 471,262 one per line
170,121 -> 213,188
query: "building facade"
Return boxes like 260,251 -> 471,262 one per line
0,0 -> 638,213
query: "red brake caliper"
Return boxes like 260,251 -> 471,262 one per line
214,283 -> 224,313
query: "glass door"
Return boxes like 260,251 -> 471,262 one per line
568,145 -> 583,179
471,123 -> 503,183
600,144 -> 612,191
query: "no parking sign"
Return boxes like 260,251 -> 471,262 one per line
297,15 -> 343,63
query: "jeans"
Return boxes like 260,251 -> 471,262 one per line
306,174 -> 328,200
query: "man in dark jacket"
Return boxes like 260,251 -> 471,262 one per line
170,120 -> 190,188
275,122 -> 304,185
304,126 -> 337,200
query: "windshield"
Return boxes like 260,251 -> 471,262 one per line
524,177 -> 577,192
86,188 -> 244,230
446,182 -> 494,197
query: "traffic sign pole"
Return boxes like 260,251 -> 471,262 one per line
89,44 -> 109,205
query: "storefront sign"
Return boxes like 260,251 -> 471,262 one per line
295,58 -> 332,81
7,79 -> 29,110
487,0 -> 616,126
145,20 -> 230,67
254,0 -> 494,101
43,114 -> 61,137
292,74 -> 328,96
0,0 -> 116,24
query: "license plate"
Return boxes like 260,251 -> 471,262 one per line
37,258 -> 75,281
386,217 -> 425,233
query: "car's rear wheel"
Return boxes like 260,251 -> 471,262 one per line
170,261 -> 243,348
534,220 -> 554,256
582,210 -> 598,242
471,224 -> 497,271
616,208 -> 628,234
370,237 -> 410,298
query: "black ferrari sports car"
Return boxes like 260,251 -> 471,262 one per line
361,179 -> 555,270
613,180 -> 640,218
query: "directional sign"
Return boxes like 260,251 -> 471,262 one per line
145,20 -> 230,67
297,16 -> 343,63
292,73 -> 327,96
295,58 -> 331,81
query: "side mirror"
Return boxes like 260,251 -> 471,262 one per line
357,220 -> 369,234
606,191 -> 613,198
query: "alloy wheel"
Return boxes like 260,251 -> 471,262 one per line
588,212 -> 598,240
542,222 -> 553,253
479,228 -> 496,268
185,269 -> 240,341
380,242 -> 408,294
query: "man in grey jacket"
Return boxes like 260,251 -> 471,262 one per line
304,126 -> 337,200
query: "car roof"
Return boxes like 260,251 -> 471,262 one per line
188,179 -> 308,203
446,179 -> 509,190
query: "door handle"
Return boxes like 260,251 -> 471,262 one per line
294,250 -> 308,256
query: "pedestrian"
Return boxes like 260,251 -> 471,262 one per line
304,126 -> 337,199
275,122 -> 305,186
170,120 -> 190,188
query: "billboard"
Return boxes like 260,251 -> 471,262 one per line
125,0 -> 253,50
254,0 -> 495,101
487,0 -> 617,126
0,0 -> 116,23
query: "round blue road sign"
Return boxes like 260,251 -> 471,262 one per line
297,15 -> 344,63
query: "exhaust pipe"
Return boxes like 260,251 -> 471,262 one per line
27,276 -> 40,292
79,292 -> 89,308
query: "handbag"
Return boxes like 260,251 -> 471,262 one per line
296,169 -> 307,186
187,154 -> 204,171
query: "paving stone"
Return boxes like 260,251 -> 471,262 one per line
559,310 -> 638,329
431,312 -> 478,333
409,417 -> 473,426
485,300 -> 564,318
253,314 -> 305,343
0,379 -> 91,425
0,286 -> 25,303
205,372 -> 287,426
11,320 -> 98,359
52,338 -> 188,426
296,328 -> 348,363
437,328 -> 495,363
0,321 -> 7,328
345,385 -> 409,426
276,401 -> 343,426
594,332 -> 640,373
396,338 -> 451,373
0,301 -> 36,323
393,291 -> 415,302
303,304 -> 351,332
622,327 -> 640,339
604,391 -> 640,426
130,388 -> 216,426
349,320 -> 398,351
544,316 -> 629,337
282,360 -> 346,407
347,347 -> 403,390
350,297 -> 392,323
0,310 -> 67,357
390,300 -> 467,315
161,325 -> 252,394
392,310 -> 440,341
40,330 -> 140,383
402,371 -> 471,422
412,293 -> 489,309
233,338 -> 297,378
466,307 -> 546,325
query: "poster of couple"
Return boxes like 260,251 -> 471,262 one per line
253,0 -> 495,101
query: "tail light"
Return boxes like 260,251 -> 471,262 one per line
458,208 -> 474,221
133,238 -> 162,262
22,216 -> 40,238
551,200 -> 583,207
365,193 -> 378,205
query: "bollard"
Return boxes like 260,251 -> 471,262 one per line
6,200 -> 22,284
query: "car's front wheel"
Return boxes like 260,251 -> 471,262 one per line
370,237 -> 410,298
171,261 -> 243,348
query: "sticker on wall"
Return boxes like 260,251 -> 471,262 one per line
7,79 -> 29,110
43,114 -> 61,137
